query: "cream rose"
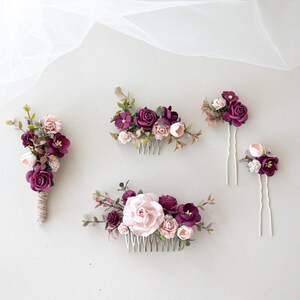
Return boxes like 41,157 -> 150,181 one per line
177,225 -> 193,240
118,131 -> 132,144
212,98 -> 226,110
152,123 -> 170,140
118,223 -> 129,235
248,159 -> 261,173
170,122 -> 185,138
248,143 -> 263,157
21,152 -> 37,168
122,193 -> 164,237
158,215 -> 178,239
40,115 -> 61,134
48,155 -> 60,172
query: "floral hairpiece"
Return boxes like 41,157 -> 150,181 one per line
83,181 -> 214,252
110,87 -> 202,154
240,144 -> 279,236
201,91 -> 248,185
6,105 -> 70,223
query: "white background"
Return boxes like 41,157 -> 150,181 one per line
0,24 -> 300,300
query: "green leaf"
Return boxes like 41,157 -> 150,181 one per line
23,104 -> 31,112
115,86 -> 122,96
156,106 -> 163,117
129,98 -> 135,105
93,216 -> 99,223
137,189 -> 143,195
117,102 -> 125,109
18,121 -> 23,129
27,125 -> 35,130
31,113 -> 36,120
110,133 -> 119,140
94,190 -> 101,197
6,120 -> 14,126
82,221 -> 90,227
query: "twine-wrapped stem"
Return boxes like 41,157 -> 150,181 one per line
37,191 -> 48,223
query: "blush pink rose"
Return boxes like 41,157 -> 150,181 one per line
177,225 -> 193,240
21,152 -> 37,168
212,98 -> 226,110
158,215 -> 178,239
248,143 -> 264,157
118,223 -> 129,235
40,115 -> 61,134
122,193 -> 164,237
152,123 -> 170,140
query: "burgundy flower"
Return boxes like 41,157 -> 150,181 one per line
159,195 -> 177,214
222,91 -> 239,103
122,190 -> 136,205
135,108 -> 157,131
175,203 -> 201,227
46,133 -> 70,158
161,106 -> 179,126
114,112 -> 132,130
106,210 -> 121,227
21,130 -> 35,147
26,165 -> 53,192
223,100 -> 248,127
257,155 -> 279,177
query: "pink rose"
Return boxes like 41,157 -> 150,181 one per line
118,223 -> 129,235
212,98 -> 226,110
20,152 -> 37,168
40,115 -> 61,134
123,193 -> 164,237
177,225 -> 193,240
152,123 -> 170,140
170,122 -> 185,138
248,143 -> 264,157
158,215 -> 178,239
118,131 -> 132,144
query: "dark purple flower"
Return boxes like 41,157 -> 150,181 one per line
159,195 -> 177,214
161,106 -> 179,126
223,100 -> 248,127
175,203 -> 201,227
222,91 -> 239,103
46,133 -> 70,158
122,190 -> 136,205
114,112 -> 132,130
106,210 -> 121,227
21,130 -> 35,147
26,165 -> 53,192
135,108 -> 157,131
257,155 -> 279,177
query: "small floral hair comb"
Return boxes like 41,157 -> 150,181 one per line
240,144 -> 279,236
83,181 -> 215,252
110,87 -> 202,154
201,91 -> 248,185
6,105 -> 70,223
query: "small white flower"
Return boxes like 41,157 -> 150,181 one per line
248,159 -> 261,173
212,98 -> 226,110
170,122 -> 185,138
118,131 -> 131,144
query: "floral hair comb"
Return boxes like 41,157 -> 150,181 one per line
110,87 -> 202,154
201,91 -> 248,185
240,144 -> 279,236
83,181 -> 214,252
6,105 -> 70,223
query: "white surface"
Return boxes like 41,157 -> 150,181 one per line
0,24 -> 300,300
2,0 -> 300,103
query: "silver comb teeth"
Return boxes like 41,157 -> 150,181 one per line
124,231 -> 184,252
138,139 -> 162,155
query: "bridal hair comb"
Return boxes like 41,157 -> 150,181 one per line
6,105 -> 71,223
240,143 -> 279,236
110,87 -> 202,154
83,181 -> 214,252
201,91 -> 248,186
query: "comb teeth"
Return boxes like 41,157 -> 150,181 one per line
138,139 -> 162,155
124,231 -> 184,252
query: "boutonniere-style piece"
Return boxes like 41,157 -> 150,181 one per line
6,105 -> 71,223
201,91 -> 248,185
110,87 -> 202,154
83,181 -> 214,252
240,143 -> 279,236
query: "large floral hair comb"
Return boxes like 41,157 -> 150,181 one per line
110,87 -> 202,154
6,105 -> 70,223
202,91 -> 248,186
240,144 -> 279,236
83,181 -> 214,252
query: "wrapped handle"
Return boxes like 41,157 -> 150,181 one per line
37,191 -> 48,223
